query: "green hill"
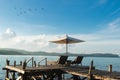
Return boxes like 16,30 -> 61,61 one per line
0,50 -> 23,55
0,48 -> 29,55
0,48 -> 119,57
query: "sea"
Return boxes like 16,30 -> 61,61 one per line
0,55 -> 120,80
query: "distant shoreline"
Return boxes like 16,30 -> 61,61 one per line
0,48 -> 119,58
0,54 -> 119,58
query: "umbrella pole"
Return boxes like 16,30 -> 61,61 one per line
66,43 -> 68,55
66,37 -> 68,56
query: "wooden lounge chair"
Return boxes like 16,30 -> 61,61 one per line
47,56 -> 68,65
71,56 -> 83,65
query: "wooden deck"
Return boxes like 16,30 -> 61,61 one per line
3,65 -> 120,80
3,58 -> 120,80
62,67 -> 120,80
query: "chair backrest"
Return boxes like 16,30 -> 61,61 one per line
72,56 -> 83,64
57,56 -> 68,64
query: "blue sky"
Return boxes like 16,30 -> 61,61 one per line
0,0 -> 120,55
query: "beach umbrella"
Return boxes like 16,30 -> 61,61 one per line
50,35 -> 85,55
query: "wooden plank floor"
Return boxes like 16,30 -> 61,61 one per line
4,65 -> 90,72
62,67 -> 120,80
3,65 -> 120,80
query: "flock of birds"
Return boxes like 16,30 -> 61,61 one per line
13,7 -> 45,16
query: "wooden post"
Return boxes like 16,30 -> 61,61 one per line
45,58 -> 47,66
23,60 -> 27,70
34,61 -> 36,67
58,73 -> 62,80
22,74 -> 27,80
108,64 -> 112,72
14,61 -> 16,67
11,61 -> 16,80
20,61 -> 22,66
12,71 -> 15,80
6,59 -> 10,66
88,60 -> 93,74
88,60 -> 95,80
32,57 -> 34,67
6,59 -> 10,79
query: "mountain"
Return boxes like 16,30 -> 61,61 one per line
0,48 -> 119,57
78,53 -> 119,57
0,48 -> 29,55
0,48 -> 61,56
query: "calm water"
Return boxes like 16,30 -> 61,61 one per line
0,55 -> 120,80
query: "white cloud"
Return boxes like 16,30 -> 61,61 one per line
99,18 -> 120,35
79,40 -> 120,52
0,22 -> 120,55
11,22 -> 57,35
1,28 -> 16,39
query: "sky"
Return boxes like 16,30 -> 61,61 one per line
0,0 -> 120,55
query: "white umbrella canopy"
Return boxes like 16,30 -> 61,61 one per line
50,35 -> 85,55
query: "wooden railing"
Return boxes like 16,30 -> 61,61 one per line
38,57 -> 47,66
